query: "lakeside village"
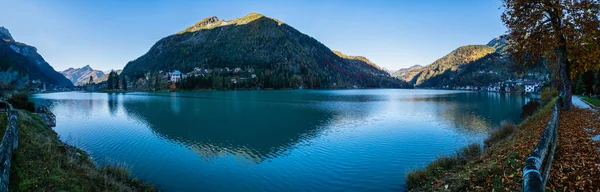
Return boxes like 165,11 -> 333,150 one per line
441,78 -> 546,94
26,67 -> 548,95
436,70 -> 549,95
85,66 -> 261,91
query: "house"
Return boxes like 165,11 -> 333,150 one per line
171,70 -> 182,82
233,67 -> 242,73
487,85 -> 501,92
524,81 -> 538,93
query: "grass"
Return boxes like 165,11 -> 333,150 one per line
484,121 -> 517,149
406,143 -> 482,190
406,98 -> 558,191
7,110 -> 156,191
582,96 -> 600,108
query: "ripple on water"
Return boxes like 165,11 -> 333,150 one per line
30,90 -> 526,191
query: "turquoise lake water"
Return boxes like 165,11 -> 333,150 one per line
31,89 -> 527,191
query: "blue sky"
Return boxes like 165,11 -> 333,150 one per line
0,0 -> 506,71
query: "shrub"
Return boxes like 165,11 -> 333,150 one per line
26,102 -> 35,112
484,121 -> 517,149
7,93 -> 35,112
520,100 -> 540,119
457,143 -> 482,162
406,169 -> 429,189
103,164 -> 131,181
429,156 -> 461,170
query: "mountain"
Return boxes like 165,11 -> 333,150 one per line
332,50 -> 385,72
60,65 -> 106,86
392,65 -> 423,82
486,34 -> 509,53
0,27 -> 73,88
122,13 -> 410,89
393,42 -> 510,87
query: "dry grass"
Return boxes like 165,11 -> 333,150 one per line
407,98 -> 558,191
8,111 -> 156,191
406,143 -> 482,190
484,121 -> 517,149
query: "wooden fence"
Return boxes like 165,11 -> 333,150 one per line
522,97 -> 562,192
0,101 -> 18,192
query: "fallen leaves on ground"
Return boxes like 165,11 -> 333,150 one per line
411,104 -> 600,191
413,106 -> 552,191
548,108 -> 600,191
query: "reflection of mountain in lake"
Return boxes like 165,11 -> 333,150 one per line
28,90 -> 529,191
32,91 -> 526,166
121,92 -> 336,163
407,92 -> 525,133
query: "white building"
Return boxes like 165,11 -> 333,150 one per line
171,70 -> 182,82
524,81 -> 538,93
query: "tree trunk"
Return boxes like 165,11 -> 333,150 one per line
549,5 -> 573,111
558,43 -> 572,111
559,57 -> 572,111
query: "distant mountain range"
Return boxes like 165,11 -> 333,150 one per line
122,13 -> 410,89
391,65 -> 423,83
59,65 -> 106,86
0,27 -> 73,88
392,35 -> 524,88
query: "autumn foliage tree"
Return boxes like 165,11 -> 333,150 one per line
502,0 -> 600,110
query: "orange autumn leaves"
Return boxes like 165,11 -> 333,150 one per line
548,108 -> 600,191
411,105 -> 600,191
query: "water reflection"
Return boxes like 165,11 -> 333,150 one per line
29,90 -> 527,191
33,91 -> 526,164
413,92 -> 526,133
112,90 -> 525,163
108,94 -> 119,116
121,95 -> 335,163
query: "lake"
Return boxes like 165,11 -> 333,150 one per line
31,89 -> 527,191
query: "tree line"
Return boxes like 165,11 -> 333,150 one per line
105,70 -> 128,90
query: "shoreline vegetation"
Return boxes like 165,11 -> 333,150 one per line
79,87 -> 533,94
406,98 -> 558,191
1,96 -> 155,191
406,94 -> 600,191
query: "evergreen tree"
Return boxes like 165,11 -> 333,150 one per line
115,75 -> 120,90
583,71 -> 595,95
107,70 -> 114,90
122,76 -> 128,90
575,74 -> 586,95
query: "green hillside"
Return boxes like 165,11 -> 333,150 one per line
410,45 -> 497,86
122,13 -> 410,89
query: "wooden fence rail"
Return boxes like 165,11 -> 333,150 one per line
522,97 -> 562,192
0,101 -> 18,192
